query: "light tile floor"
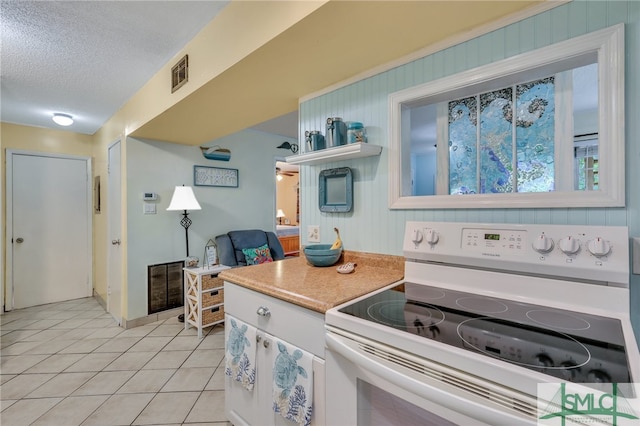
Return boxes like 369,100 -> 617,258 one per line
0,297 -> 231,426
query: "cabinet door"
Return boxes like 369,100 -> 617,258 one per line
226,324 -> 325,426
225,314 -> 260,426
265,331 -> 325,426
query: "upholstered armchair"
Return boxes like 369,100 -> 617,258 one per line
215,229 -> 285,267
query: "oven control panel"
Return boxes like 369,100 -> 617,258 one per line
461,228 -> 528,254
404,221 -> 629,286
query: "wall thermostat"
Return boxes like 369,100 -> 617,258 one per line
143,192 -> 157,201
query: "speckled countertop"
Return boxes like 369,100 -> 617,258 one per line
218,251 -> 404,313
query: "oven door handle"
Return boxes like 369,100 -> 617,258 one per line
326,331 -> 536,425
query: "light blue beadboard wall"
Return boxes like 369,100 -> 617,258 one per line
299,1 -> 640,343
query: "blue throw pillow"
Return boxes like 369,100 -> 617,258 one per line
242,244 -> 273,265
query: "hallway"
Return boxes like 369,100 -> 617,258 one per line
0,297 -> 229,425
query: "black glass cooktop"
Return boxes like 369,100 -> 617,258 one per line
338,283 -> 632,387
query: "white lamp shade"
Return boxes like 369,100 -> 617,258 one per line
276,209 -> 286,218
167,186 -> 201,211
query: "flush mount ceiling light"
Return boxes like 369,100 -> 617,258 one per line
52,113 -> 73,126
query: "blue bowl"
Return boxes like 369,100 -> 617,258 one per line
303,244 -> 342,267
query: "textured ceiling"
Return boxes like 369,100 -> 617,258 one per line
0,0 -> 229,134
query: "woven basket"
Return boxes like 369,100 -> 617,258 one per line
202,274 -> 223,290
202,288 -> 224,307
203,305 -> 224,325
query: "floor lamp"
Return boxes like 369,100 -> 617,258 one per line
167,185 -> 201,257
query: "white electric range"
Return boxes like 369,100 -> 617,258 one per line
325,222 -> 640,425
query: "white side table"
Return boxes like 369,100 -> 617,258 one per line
184,265 -> 231,338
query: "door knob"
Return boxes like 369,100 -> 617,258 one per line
111,239 -> 121,245
15,237 -> 24,243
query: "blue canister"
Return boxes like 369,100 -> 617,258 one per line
305,130 -> 325,151
326,117 -> 347,147
347,122 -> 367,144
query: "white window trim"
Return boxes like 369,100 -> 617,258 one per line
389,24 -> 624,209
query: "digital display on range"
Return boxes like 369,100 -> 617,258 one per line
484,233 -> 500,241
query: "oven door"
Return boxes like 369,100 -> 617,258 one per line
325,327 -> 539,426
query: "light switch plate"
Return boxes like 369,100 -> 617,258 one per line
143,203 -> 156,215
308,225 -> 320,243
633,237 -> 640,275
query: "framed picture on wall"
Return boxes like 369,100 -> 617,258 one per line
194,165 -> 238,188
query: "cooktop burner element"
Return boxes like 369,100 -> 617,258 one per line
367,299 -> 445,330
456,317 -> 591,371
525,309 -> 591,331
366,301 -> 409,327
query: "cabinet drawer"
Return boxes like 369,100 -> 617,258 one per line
202,274 -> 224,290
224,282 -> 325,358
203,305 -> 224,325
202,288 -> 223,307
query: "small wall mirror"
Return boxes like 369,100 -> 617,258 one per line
389,24 -> 624,209
319,167 -> 353,213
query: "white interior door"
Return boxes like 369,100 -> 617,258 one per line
107,141 -> 123,324
7,151 -> 92,310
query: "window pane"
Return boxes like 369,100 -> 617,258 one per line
479,88 -> 513,193
449,96 -> 477,194
575,139 -> 599,191
410,104 -> 437,196
515,77 -> 555,193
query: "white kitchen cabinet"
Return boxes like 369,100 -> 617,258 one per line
224,282 -> 326,426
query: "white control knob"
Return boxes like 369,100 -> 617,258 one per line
587,237 -> 611,257
411,229 -> 423,245
425,228 -> 439,245
558,236 -> 580,255
532,234 -> 554,254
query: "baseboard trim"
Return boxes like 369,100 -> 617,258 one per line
92,290 -> 183,329
122,307 -> 183,329
94,290 -> 107,311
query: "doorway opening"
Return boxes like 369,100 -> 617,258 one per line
275,160 -> 300,256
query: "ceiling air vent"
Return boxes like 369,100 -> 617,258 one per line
171,55 -> 188,93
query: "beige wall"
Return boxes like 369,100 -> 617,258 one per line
1,123 -> 94,156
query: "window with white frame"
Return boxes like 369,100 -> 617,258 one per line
390,24 -> 624,209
